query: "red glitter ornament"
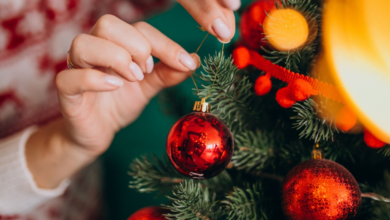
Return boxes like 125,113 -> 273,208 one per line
240,0 -> 276,49
282,159 -> 361,220
166,99 -> 233,179
128,206 -> 168,220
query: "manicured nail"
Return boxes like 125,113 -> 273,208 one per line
179,52 -> 197,70
146,55 -> 154,74
105,75 -> 124,87
129,62 -> 144,81
218,38 -> 231,44
223,0 -> 241,11
212,18 -> 231,41
192,53 -> 201,68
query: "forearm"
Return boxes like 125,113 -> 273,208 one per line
25,118 -> 96,189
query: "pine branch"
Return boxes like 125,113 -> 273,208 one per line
232,130 -> 275,172
222,184 -> 268,220
291,98 -> 338,142
128,155 -> 183,193
196,53 -> 260,136
379,146 -> 390,158
164,180 -> 222,220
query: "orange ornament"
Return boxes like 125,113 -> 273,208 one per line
335,106 -> 357,132
364,129 -> 386,149
276,87 -> 296,108
288,79 -> 318,101
232,46 -> 251,69
254,73 -> 272,96
263,9 -> 309,51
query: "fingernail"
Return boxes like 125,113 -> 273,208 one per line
218,38 -> 231,44
129,62 -> 144,81
223,0 -> 241,11
105,75 -> 124,87
146,55 -> 154,74
179,52 -> 197,70
212,18 -> 231,41
191,53 -> 201,68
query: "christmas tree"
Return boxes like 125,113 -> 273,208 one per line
128,0 -> 390,219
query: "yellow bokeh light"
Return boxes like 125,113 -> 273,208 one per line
263,9 -> 309,51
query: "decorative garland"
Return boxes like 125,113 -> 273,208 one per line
232,46 -> 344,103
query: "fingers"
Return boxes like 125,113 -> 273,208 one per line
133,21 -> 198,72
69,34 -> 140,81
56,69 -> 123,96
140,53 -> 200,100
178,0 -> 237,42
217,0 -> 241,11
89,15 -> 152,73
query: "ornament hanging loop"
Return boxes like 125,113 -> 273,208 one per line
193,98 -> 211,113
311,142 -> 323,159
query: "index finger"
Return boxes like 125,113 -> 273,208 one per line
178,0 -> 236,42
133,22 -> 199,72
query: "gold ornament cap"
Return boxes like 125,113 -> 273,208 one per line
193,98 -> 211,113
311,143 -> 323,160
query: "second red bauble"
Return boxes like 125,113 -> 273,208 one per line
282,159 -> 361,220
166,112 -> 233,179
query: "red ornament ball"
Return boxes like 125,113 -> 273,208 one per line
128,206 -> 168,220
240,0 -> 276,49
255,73 -> 272,96
282,159 -> 361,220
166,112 -> 233,179
364,129 -> 386,148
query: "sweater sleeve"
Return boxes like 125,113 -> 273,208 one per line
0,127 -> 70,215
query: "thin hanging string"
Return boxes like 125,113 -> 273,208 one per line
191,33 -> 210,95
205,43 -> 225,101
191,32 -> 225,100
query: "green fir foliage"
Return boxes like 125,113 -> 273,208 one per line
291,98 -> 338,142
222,184 -> 267,220
195,53 -> 259,136
128,155 -> 182,193
127,0 -> 390,218
163,180 -> 221,220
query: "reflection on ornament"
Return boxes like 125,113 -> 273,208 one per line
263,9 -> 309,51
282,159 -> 361,220
166,99 -> 233,179
128,206 -> 168,220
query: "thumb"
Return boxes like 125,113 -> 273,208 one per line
140,53 -> 200,100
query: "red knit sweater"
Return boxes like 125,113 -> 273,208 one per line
0,0 -> 171,219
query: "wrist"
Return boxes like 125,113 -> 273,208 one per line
26,118 -> 96,189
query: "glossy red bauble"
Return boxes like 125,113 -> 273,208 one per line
166,112 -> 233,179
282,159 -> 361,220
240,0 -> 276,49
128,206 -> 168,220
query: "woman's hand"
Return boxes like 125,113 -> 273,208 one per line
26,15 -> 199,188
178,0 -> 241,42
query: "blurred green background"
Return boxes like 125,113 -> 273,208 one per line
102,1 -> 250,219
